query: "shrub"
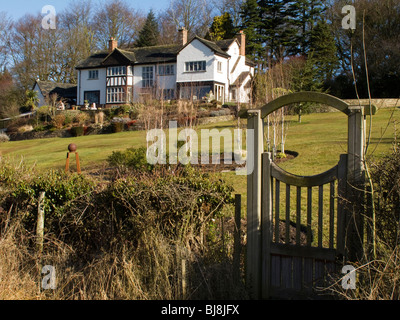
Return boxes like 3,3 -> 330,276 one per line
51,114 -> 66,129
0,132 -> 10,143
4,170 -> 96,243
107,165 -> 234,241
371,144 -> 400,249
73,112 -> 89,125
107,146 -> 153,172
64,113 -> 73,126
111,121 -> 124,133
70,126 -> 84,137
33,125 -> 46,132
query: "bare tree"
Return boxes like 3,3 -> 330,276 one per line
8,13 -> 63,89
0,12 -> 12,70
167,0 -> 215,37
158,11 -> 180,45
92,0 -> 146,49
57,0 -> 97,83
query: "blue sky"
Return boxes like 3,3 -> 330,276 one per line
2,0 -> 170,20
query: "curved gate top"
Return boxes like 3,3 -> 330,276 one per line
259,91 -> 351,118
246,91 -> 371,299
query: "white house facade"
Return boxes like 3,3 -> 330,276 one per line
75,30 -> 254,107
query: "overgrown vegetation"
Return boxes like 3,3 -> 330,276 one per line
327,143 -> 400,300
0,157 -> 245,299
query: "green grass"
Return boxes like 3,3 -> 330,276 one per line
0,107 -> 398,197
0,130 -> 147,171
0,108 -> 397,247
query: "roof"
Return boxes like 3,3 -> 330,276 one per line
75,37 -> 240,69
76,51 -> 110,69
119,44 -> 182,65
34,80 -> 77,99
178,36 -> 233,58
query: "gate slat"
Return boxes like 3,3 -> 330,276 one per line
286,184 -> 290,244
296,187 -> 301,245
303,258 -> 314,291
275,180 -> 280,243
293,257 -> 303,291
318,185 -> 323,248
271,255 -> 281,287
282,256 -> 292,289
330,181 -> 335,249
307,187 -> 312,246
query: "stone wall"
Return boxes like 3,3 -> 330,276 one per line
343,99 -> 400,109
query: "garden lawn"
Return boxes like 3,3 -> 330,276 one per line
0,107 -> 398,180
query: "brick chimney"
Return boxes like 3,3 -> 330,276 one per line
109,37 -> 118,53
178,27 -> 188,46
236,30 -> 246,56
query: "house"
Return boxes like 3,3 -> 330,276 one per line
33,80 -> 77,108
75,29 -> 255,107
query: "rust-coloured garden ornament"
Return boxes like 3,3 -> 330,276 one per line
65,143 -> 81,174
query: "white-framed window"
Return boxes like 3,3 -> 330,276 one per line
158,65 -> 175,76
217,61 -> 222,72
107,87 -> 126,103
142,66 -> 154,88
185,61 -> 206,72
107,66 -> 127,76
88,70 -> 99,80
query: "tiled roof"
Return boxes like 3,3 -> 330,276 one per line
76,51 -> 110,69
34,80 -> 77,98
75,37 -> 238,69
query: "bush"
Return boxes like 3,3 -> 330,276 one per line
0,132 -> 9,143
70,126 -> 84,137
73,112 -> 89,125
51,114 -> 66,129
0,161 -> 240,299
4,169 -> 96,248
371,144 -> 400,249
111,121 -> 124,133
107,146 -> 153,172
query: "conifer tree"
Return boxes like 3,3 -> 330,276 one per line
239,0 -> 263,61
135,10 -> 160,47
258,0 -> 296,63
309,20 -> 339,84
206,12 -> 236,41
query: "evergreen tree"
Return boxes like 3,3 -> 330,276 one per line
258,0 -> 296,64
135,10 -> 160,47
240,0 -> 263,61
290,53 -> 324,122
206,12 -> 236,41
288,0 -> 326,55
309,20 -> 339,84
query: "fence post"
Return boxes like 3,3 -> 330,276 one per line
246,109 -> 263,299
36,192 -> 46,254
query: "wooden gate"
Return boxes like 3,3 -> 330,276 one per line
246,92 -> 371,299
261,153 -> 347,299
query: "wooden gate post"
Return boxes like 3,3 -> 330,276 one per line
346,106 -> 366,262
246,109 -> 263,299
261,152 -> 273,299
